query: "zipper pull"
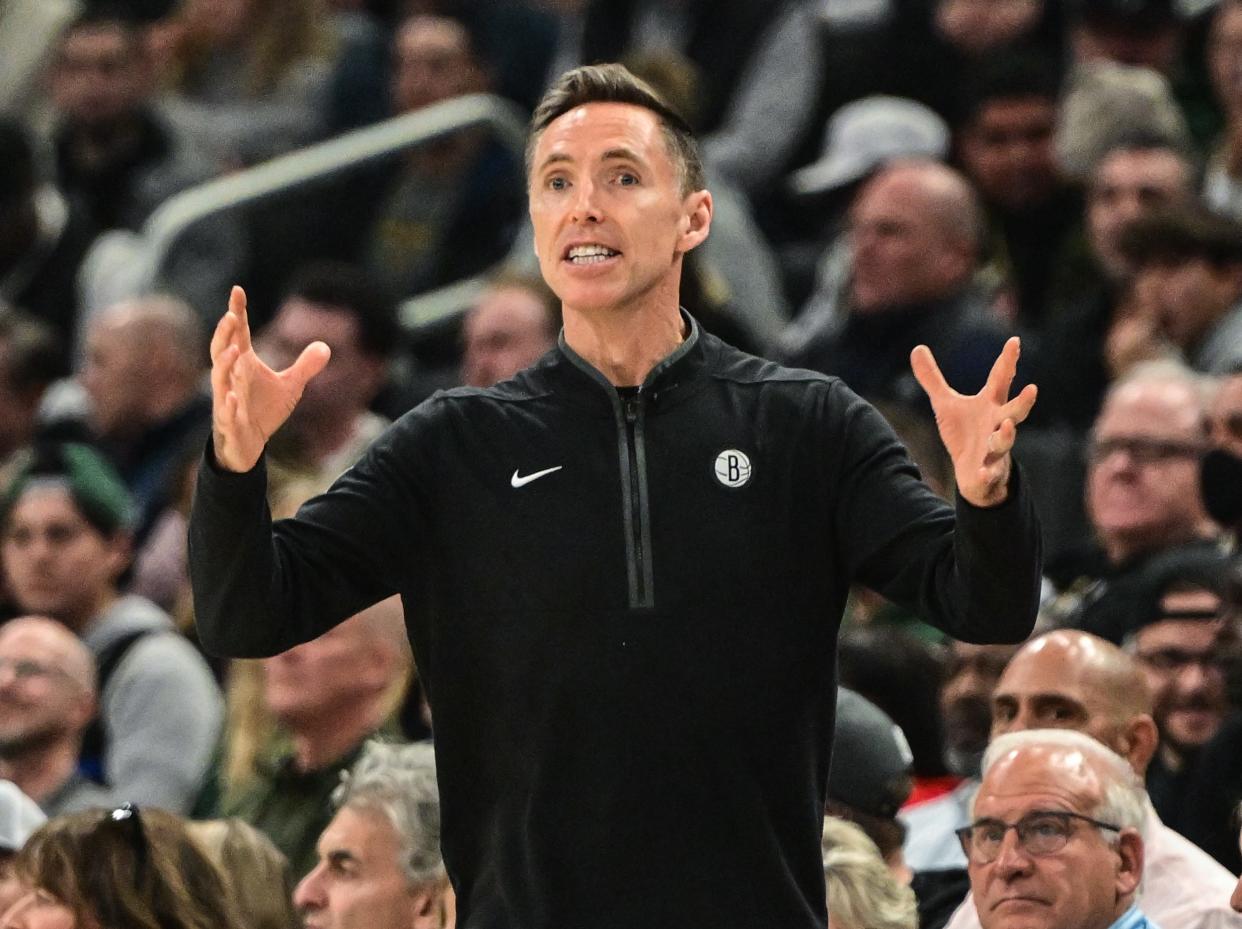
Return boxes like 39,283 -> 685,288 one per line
624,393 -> 640,424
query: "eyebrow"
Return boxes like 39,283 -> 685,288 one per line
325,849 -> 360,868
536,147 -> 648,174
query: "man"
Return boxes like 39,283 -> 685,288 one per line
461,274 -> 559,389
1048,362 -> 1219,635
0,442 -> 221,812
295,740 -> 450,929
942,629 -> 1242,929
960,729 -> 1148,929
192,64 -> 1042,927
255,263 -> 397,478
222,596 -> 411,879
80,295 -> 210,546
0,617 -> 113,815
790,159 -> 1015,408
1200,372 -> 1242,533
1072,0 -> 1184,76
0,309 -> 67,464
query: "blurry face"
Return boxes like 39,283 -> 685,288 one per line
1209,375 -> 1242,457
1087,148 -> 1191,279
182,0 -> 254,45
51,24 -> 146,129
1074,21 -> 1182,73
958,97 -> 1059,211
1132,257 -> 1242,350
1211,4 -> 1242,113
0,888 -> 77,929
0,625 -> 89,757
1,487 -> 125,631
80,318 -> 147,438
968,749 -> 1138,929
391,16 -> 481,114
294,807 -> 433,929
848,170 -> 971,311
941,643 -> 1020,768
528,102 -> 710,318
936,0 -> 1042,54
1085,380 -> 1210,561
1134,609 -> 1229,753
263,618 -> 387,731
462,286 -> 556,388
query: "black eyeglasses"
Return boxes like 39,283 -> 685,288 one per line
955,810 -> 1122,864
1086,435 -> 1205,467
106,804 -> 148,878
1136,646 -> 1229,674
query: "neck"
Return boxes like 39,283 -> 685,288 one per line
64,591 -> 119,636
288,701 -> 386,772
0,739 -> 80,805
65,116 -> 143,171
292,408 -> 364,468
562,299 -> 685,387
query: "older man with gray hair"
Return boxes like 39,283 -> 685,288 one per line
960,729 -> 1150,929
294,740 -> 450,929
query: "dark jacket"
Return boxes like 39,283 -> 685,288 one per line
190,318 -> 1041,929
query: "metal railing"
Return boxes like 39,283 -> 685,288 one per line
138,92 -> 529,330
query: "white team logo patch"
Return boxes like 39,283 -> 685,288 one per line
714,449 -> 752,488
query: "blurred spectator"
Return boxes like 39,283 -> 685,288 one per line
79,296 -> 210,549
3,806 -> 246,929
1114,203 -> 1242,375
941,629 -> 1241,929
461,273 -> 559,388
186,817 -> 300,929
0,311 -> 68,465
1040,134 -> 1197,429
821,816 -> 918,929
255,264 -> 397,478
219,597 -> 411,878
1206,0 -> 1242,219
0,617 -> 114,816
939,642 -> 1022,780
1200,371 -> 1242,533
0,0 -> 80,121
0,119 -> 97,359
1048,363 -> 1219,631
47,9 -> 246,324
294,740 -> 449,929
0,443 -> 223,812
154,0 -> 336,167
827,689 -> 915,883
959,730 -> 1147,929
0,781 -> 45,916
955,54 -> 1079,325
788,160 -> 1013,409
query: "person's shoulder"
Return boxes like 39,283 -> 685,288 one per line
706,331 -> 839,390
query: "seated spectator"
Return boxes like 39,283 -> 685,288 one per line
1047,362 -> 1219,632
1114,204 -> 1242,375
822,816 -> 918,929
218,597 -> 410,878
940,629 -> 1241,929
0,443 -> 222,812
0,617 -> 114,816
0,0 -> 80,121
79,295 -> 210,550
959,730 -> 1147,929
1200,371 -> 1242,533
0,781 -> 45,916
1,806 -> 245,929
185,817 -> 300,929
47,9 -> 244,323
295,740 -> 449,929
255,264 -> 397,479
787,160 -> 1013,409
1206,0 -> 1242,220
0,310 -> 69,465
461,273 -> 560,389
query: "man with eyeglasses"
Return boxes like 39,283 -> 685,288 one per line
959,729 -> 1148,929
0,617 -> 113,816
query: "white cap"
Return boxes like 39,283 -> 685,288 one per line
0,781 -> 45,851
790,95 -> 950,196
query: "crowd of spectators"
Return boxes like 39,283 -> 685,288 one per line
3,0 -> 1242,926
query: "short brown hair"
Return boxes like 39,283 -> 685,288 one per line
526,63 -> 706,196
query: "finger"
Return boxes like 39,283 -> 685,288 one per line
283,341 -> 331,392
211,343 -> 239,405
230,285 -> 253,354
983,336 -> 1021,404
209,309 -> 236,364
911,344 -> 952,402
986,418 -> 1017,459
999,383 -> 1038,425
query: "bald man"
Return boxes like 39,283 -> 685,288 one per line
0,617 -> 114,815
790,160 -> 1020,408
944,630 -> 1242,929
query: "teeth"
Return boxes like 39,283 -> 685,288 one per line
568,245 -> 618,262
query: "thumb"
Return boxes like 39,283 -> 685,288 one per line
284,341 -> 331,392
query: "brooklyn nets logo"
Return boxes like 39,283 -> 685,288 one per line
714,449 -> 752,488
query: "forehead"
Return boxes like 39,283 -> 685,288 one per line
273,299 -> 360,344
1135,617 -> 1222,649
997,644 -> 1099,703
974,96 -> 1057,129
0,625 -> 67,660
1095,381 -> 1201,437
61,24 -> 133,57
978,749 -> 1102,814
319,806 -> 402,870
7,485 -> 87,525
852,172 -> 936,221
469,287 -> 546,331
396,17 -> 470,59
1095,148 -> 1187,189
533,102 -> 670,170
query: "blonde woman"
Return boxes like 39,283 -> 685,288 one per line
822,817 -> 918,929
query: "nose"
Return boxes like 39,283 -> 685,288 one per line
570,178 -> 603,225
293,864 -> 325,912
992,828 -> 1034,878
1231,872 -> 1242,912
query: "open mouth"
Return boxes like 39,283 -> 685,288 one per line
564,244 -> 621,265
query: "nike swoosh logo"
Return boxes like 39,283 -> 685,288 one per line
510,466 -> 563,488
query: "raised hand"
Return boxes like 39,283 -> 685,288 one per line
209,286 -> 331,473
911,337 -> 1038,508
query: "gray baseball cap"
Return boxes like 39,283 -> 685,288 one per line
0,780 -> 45,851
829,688 -> 915,819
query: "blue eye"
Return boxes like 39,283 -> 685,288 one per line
617,173 -> 638,186
547,176 -> 567,191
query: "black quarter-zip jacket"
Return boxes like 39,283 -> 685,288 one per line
190,317 -> 1041,929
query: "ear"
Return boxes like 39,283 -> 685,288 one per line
1114,829 -> 1144,899
1118,715 -> 1159,777
408,885 -> 444,929
676,189 -> 712,255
